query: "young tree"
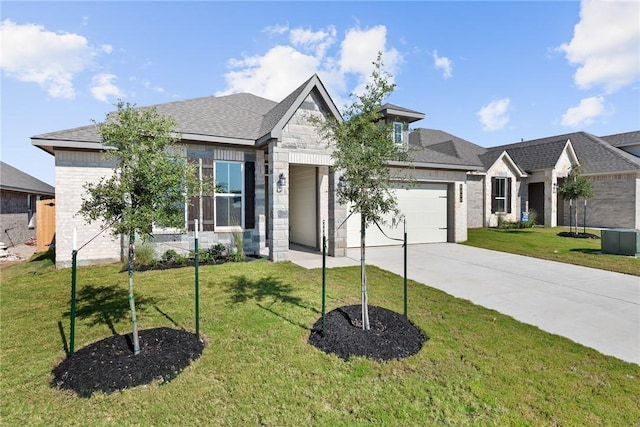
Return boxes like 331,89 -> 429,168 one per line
314,53 -> 409,330
558,165 -> 593,235
79,101 -> 203,354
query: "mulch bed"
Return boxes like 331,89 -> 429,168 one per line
308,305 -> 427,361
557,231 -> 600,239
51,327 -> 204,398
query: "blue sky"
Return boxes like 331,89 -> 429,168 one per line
2,1 -> 639,186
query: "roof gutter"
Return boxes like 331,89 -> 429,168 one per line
387,160 -> 485,171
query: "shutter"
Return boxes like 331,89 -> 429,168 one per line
202,159 -> 215,231
245,161 -> 255,229
491,177 -> 497,213
507,178 -> 512,214
187,158 -> 199,231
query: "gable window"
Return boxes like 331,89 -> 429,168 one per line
215,161 -> 244,228
393,122 -> 403,144
491,177 -> 512,214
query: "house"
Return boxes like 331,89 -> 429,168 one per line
0,161 -> 55,247
33,75 -> 479,268
31,73 -> 639,268
409,129 -> 640,230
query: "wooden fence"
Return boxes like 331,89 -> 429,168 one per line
36,199 -> 56,252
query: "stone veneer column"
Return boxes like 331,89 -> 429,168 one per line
268,143 -> 290,261
328,171 -> 347,257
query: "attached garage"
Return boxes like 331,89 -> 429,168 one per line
347,182 -> 448,247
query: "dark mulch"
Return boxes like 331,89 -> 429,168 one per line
135,255 -> 261,272
308,305 -> 427,361
51,327 -> 204,398
558,231 -> 600,239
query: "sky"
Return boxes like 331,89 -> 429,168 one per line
1,1 -> 639,186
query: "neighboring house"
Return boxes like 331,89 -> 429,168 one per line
410,130 -> 640,230
31,73 -> 639,268
0,161 -> 55,246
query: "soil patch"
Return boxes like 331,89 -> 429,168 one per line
51,327 -> 204,398
558,231 -> 600,239
308,305 -> 426,361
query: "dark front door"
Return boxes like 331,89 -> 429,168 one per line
528,182 -> 545,225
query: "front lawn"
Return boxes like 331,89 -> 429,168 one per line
1,256 -> 639,425
464,227 -> 639,276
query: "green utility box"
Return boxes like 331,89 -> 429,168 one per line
601,229 -> 640,256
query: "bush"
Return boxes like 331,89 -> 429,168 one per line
496,210 -> 537,230
161,249 -> 188,265
230,231 -> 245,262
134,241 -> 156,266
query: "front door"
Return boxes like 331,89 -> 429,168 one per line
528,183 -> 545,225
289,165 -> 318,248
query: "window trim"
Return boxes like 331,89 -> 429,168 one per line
393,122 -> 403,144
491,176 -> 512,214
214,160 -> 244,231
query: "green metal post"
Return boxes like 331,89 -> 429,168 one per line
321,220 -> 326,333
403,219 -> 408,318
194,220 -> 200,338
70,249 -> 77,355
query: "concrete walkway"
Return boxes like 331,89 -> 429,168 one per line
288,243 -> 640,365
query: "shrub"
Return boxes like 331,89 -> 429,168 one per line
161,249 -> 188,265
134,241 -> 156,266
230,231 -> 245,262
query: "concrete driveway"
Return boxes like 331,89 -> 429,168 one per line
290,243 -> 640,364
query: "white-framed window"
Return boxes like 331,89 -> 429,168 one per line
491,177 -> 511,214
214,161 -> 244,229
393,122 -> 403,144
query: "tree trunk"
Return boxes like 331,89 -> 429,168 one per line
360,216 -> 370,330
128,232 -> 141,354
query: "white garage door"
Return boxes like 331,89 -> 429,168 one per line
347,182 -> 448,247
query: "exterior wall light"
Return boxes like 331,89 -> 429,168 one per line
277,173 -> 286,193
338,175 -> 345,191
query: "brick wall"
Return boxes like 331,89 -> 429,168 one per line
560,173 -> 639,229
55,151 -> 120,268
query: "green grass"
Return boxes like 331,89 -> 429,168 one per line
463,227 -> 639,276
2,256 -> 639,425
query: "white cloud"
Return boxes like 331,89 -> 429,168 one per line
432,50 -> 452,79
560,96 -> 606,127
90,73 -> 125,102
218,24 -> 401,108
142,79 -> 166,94
477,98 -> 511,131
558,0 -> 640,92
101,44 -> 114,54
290,26 -> 336,58
263,24 -> 289,35
0,19 -> 95,98
218,45 -> 321,100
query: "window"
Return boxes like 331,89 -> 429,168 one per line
215,161 -> 244,228
491,177 -> 512,214
393,122 -> 403,144
187,159 -> 255,232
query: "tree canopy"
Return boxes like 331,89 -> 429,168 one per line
80,101 -> 201,237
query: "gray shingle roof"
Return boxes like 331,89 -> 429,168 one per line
491,132 -> 640,174
1,162 -> 55,195
408,129 -> 485,168
483,138 -> 569,171
599,130 -> 640,147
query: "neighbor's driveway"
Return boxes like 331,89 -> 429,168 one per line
346,243 -> 640,365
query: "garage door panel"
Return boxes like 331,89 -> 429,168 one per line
347,183 -> 448,247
